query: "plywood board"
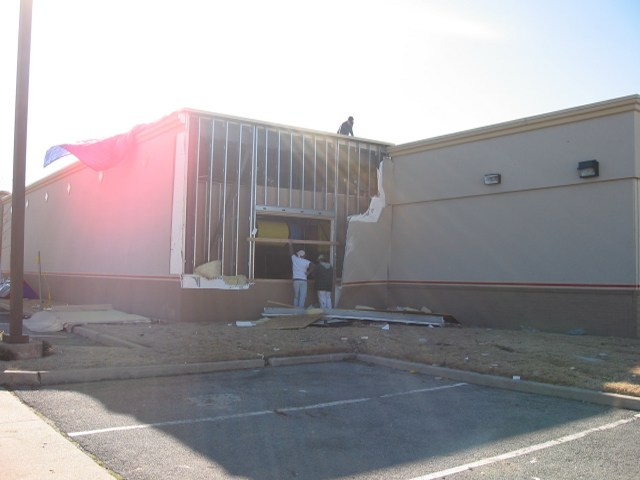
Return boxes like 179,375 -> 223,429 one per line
262,312 -> 324,330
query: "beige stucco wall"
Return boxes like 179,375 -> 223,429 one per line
385,284 -> 637,337
390,181 -> 635,285
1,113 -> 188,318
10,117 -> 184,278
340,95 -> 640,337
386,100 -> 640,290
389,112 -> 637,205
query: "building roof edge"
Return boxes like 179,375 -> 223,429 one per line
389,94 -> 640,156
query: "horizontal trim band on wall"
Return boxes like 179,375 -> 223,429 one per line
18,273 -> 638,290
24,271 -> 180,282
390,177 -> 634,208
341,279 -> 639,290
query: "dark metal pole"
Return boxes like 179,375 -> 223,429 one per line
5,0 -> 33,344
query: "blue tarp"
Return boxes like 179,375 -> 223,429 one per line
0,278 -> 39,299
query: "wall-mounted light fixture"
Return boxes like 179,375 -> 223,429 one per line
577,160 -> 599,179
483,173 -> 501,185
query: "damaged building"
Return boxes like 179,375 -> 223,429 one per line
340,95 -> 640,338
1,110 -> 388,323
2,95 -> 640,337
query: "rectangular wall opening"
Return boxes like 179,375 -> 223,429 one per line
252,213 -> 334,279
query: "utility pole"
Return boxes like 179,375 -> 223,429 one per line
4,0 -> 33,345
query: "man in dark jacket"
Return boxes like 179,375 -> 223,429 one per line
337,116 -> 354,136
314,254 -> 334,309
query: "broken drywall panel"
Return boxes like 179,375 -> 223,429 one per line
261,312 -> 325,330
195,260 -> 222,279
182,261 -> 253,290
262,307 -> 319,317
181,274 -> 253,290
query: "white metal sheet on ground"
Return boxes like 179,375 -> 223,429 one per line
261,307 -> 455,327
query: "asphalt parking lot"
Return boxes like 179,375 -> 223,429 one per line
14,361 -> 640,480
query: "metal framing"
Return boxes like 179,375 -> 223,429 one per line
188,113 -> 388,279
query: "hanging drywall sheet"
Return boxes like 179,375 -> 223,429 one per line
342,161 -> 393,284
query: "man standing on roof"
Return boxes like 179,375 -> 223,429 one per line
288,240 -> 314,307
338,116 -> 354,136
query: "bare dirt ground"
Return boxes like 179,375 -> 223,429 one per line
2,313 -> 639,398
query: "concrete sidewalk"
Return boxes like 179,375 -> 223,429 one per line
0,388 -> 114,479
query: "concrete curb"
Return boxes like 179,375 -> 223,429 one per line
2,352 -> 638,411
268,352 -> 357,367
0,369 -> 41,387
356,354 -> 640,411
1,359 -> 265,387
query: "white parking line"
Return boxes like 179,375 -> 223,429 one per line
380,383 -> 467,398
68,382 -> 467,438
409,413 -> 640,480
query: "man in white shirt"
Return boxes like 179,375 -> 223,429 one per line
288,240 -> 314,307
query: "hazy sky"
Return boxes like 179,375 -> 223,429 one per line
1,0 -> 639,192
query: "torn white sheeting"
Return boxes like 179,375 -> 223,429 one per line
347,163 -> 388,224
342,161 -> 393,285
24,310 -> 151,332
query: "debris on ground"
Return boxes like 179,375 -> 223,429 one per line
23,306 -> 151,333
260,304 -> 459,328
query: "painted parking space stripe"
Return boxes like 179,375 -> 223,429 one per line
68,382 -> 467,438
409,413 -> 640,480
380,383 -> 467,399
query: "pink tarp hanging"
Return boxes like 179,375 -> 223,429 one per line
43,123 -> 148,171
